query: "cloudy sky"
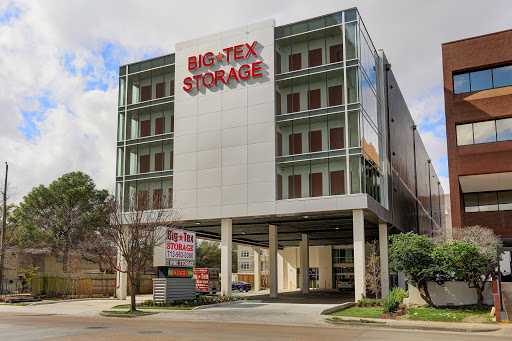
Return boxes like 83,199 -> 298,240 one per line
0,0 -> 511,201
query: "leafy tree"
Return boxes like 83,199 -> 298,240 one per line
196,240 -> 239,272
389,232 -> 437,307
14,172 -> 109,273
433,240 -> 496,305
365,240 -> 381,298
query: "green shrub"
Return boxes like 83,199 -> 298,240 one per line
356,298 -> 383,307
382,287 -> 408,313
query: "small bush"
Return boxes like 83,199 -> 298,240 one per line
356,298 -> 383,307
382,287 -> 408,313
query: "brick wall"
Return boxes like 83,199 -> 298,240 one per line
442,29 -> 512,237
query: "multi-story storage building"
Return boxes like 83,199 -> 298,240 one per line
116,8 -> 444,299
442,29 -> 512,244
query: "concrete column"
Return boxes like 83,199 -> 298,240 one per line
221,218 -> 232,296
379,223 -> 389,299
300,234 -> 309,294
353,209 -> 366,301
253,247 -> 261,291
269,224 -> 278,298
116,247 -> 127,300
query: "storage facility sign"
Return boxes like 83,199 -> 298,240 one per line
183,41 -> 263,92
166,228 -> 196,267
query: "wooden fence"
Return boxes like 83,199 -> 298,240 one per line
30,273 -> 154,296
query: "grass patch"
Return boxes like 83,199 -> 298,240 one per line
2,303 -> 30,306
326,317 -> 386,324
404,308 -> 494,323
329,307 -> 384,319
112,305 -> 194,310
102,310 -> 151,315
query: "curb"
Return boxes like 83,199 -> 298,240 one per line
99,311 -> 156,318
192,299 -> 260,310
320,302 -> 356,315
30,298 -> 114,306
324,319 -> 500,333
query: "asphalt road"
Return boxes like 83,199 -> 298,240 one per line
0,312 -> 510,341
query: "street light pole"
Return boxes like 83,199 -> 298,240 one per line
0,162 -> 8,296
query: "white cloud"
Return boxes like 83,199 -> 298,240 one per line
439,176 -> 450,194
0,0 -> 511,202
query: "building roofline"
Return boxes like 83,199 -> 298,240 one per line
442,28 -> 512,46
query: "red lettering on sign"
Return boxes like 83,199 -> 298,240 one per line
188,56 -> 197,71
234,44 -> 244,60
223,46 -> 234,62
239,64 -> 251,80
245,41 -> 257,58
215,70 -> 226,85
252,61 -> 263,78
203,52 -> 215,67
183,77 -> 193,92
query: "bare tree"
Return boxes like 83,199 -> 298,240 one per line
365,241 -> 381,299
101,183 -> 181,312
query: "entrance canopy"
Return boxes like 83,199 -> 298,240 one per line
179,210 -> 380,248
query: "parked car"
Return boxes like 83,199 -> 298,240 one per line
232,281 -> 251,292
337,278 -> 354,290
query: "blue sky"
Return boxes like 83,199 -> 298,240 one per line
1,0 -> 512,200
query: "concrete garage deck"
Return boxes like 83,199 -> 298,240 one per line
232,289 -> 355,305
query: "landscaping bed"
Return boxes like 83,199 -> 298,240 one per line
112,304 -> 194,310
132,296 -> 248,309
329,305 -> 495,324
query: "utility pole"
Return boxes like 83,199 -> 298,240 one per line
0,162 -> 8,296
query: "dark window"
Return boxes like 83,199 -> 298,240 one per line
328,85 -> 343,106
309,130 -> 322,152
289,53 -> 302,71
277,174 -> 282,200
276,52 -> 282,74
464,190 -> 512,212
478,192 -> 498,212
463,193 -> 478,212
141,120 -> 151,137
493,65 -> 512,88
276,91 -> 282,115
170,115 -> 174,132
289,133 -> 302,155
287,93 -> 300,113
170,151 -> 173,169
309,172 -> 323,197
453,63 -> 512,94
155,82 -> 164,98
155,152 -> 164,171
330,127 -> 344,149
141,85 -> 151,101
308,89 -> 321,109
470,69 -> 493,92
140,155 -> 149,173
288,174 -> 301,198
170,80 -> 175,96
137,190 -> 149,210
329,44 -> 343,63
330,170 -> 345,195
277,132 -> 283,156
453,73 -> 470,94
168,188 -> 173,208
155,117 -> 165,135
309,48 -> 322,68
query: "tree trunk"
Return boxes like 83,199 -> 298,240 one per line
62,247 -> 69,273
130,277 -> 137,312
417,279 -> 436,307
475,281 -> 485,306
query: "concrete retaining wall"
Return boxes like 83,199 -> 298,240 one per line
407,281 -> 493,306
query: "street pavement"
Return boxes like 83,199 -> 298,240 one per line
0,313 -> 511,341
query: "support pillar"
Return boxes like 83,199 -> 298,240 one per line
379,223 -> 389,299
116,247 -> 127,300
353,209 -> 366,301
221,218 -> 232,296
269,224 -> 278,298
254,247 -> 261,291
300,234 -> 309,294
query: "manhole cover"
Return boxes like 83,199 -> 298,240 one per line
139,331 -> 163,334
86,326 -> 109,329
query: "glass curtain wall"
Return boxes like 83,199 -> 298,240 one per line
117,55 -> 175,211
275,9 -> 382,203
